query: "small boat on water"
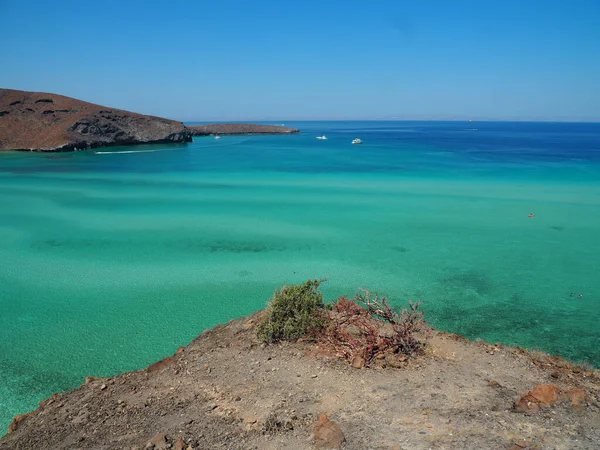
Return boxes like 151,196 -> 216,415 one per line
351,138 -> 362,144
316,135 -> 327,140
214,135 -> 221,140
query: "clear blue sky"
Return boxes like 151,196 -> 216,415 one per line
1,0 -> 599,121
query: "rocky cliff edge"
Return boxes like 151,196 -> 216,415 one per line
1,311 -> 599,450
0,89 -> 192,152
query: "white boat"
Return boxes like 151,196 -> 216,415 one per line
351,138 -> 362,144
214,135 -> 221,140
316,135 -> 327,140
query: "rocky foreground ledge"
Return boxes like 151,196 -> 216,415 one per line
0,89 -> 192,152
187,123 -> 299,136
2,311 -> 599,450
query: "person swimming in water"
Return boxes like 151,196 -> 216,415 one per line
528,213 -> 535,218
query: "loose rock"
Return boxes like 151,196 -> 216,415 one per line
145,432 -> 167,449
351,355 -> 365,369
313,414 -> 345,449
515,384 -> 559,412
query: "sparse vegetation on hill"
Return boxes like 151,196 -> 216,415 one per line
257,279 -> 326,343
256,280 -> 427,369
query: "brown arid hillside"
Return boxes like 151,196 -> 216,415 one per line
0,89 -> 191,152
188,123 -> 299,136
1,310 -> 599,450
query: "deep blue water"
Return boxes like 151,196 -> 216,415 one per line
3,121 -> 600,179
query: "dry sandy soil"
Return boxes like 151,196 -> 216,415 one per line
2,311 -> 599,450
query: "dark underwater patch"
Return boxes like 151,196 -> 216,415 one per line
43,239 -> 63,247
33,238 -> 109,250
427,293 -> 600,367
209,242 -> 268,253
439,269 -> 494,295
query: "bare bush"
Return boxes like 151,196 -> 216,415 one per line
316,290 -> 426,367
354,289 -> 425,356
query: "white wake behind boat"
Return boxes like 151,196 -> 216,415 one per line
316,135 -> 327,140
351,138 -> 362,144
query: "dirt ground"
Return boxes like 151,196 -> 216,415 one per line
2,311 -> 599,450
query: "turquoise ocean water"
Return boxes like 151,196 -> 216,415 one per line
1,121 -> 599,432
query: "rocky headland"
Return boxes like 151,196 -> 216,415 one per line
0,89 -> 192,152
0,89 -> 300,152
187,123 -> 299,136
1,310 -> 598,450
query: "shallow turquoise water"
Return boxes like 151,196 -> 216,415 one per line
1,121 -> 599,432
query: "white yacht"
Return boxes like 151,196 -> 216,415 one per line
351,138 -> 362,144
316,135 -> 327,140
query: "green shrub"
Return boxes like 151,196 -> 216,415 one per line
257,279 -> 326,343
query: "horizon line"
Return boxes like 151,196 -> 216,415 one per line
181,118 -> 600,124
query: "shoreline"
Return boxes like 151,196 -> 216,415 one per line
186,123 -> 300,136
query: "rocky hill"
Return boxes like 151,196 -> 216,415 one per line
188,123 -> 299,136
0,89 -> 192,152
1,311 -> 598,450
